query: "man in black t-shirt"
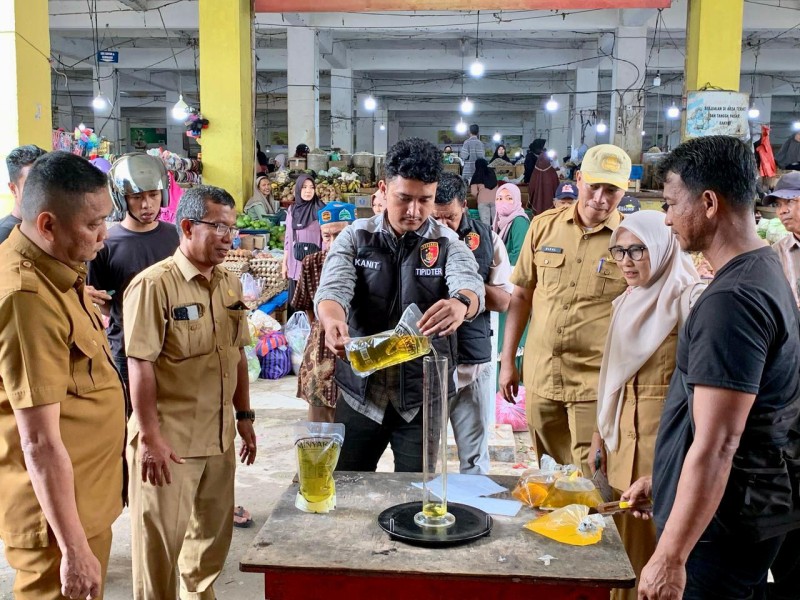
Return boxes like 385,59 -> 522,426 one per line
88,154 -> 179,414
622,136 -> 800,600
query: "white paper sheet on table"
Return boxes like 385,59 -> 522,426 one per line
412,474 -> 522,517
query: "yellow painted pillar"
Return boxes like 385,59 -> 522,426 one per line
0,0 -> 52,213
684,0 -> 744,92
199,0 -> 254,209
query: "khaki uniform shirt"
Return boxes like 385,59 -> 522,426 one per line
510,204 -> 627,402
772,234 -> 800,308
607,327 -> 678,492
0,228 -> 125,548
124,249 -> 250,458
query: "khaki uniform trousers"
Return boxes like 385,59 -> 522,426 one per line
4,527 -> 113,600
526,391 -> 596,476
128,438 -> 235,600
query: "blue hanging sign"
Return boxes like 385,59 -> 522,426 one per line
97,51 -> 119,64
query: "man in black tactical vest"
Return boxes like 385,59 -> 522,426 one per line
315,138 -> 485,472
433,173 -> 512,474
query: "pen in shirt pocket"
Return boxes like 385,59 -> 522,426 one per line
597,258 -> 605,273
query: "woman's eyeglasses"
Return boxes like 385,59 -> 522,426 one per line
609,245 -> 647,261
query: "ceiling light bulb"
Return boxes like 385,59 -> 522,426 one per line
455,119 -> 468,135
653,72 -> 662,87
667,102 -> 680,119
514,151 -> 521,157
792,120 -> 800,131
379,124 -> 386,131
546,149 -> 556,159
492,132 -> 502,143
641,130 -> 647,136
92,93 -> 109,110
748,105 -> 760,119
596,120 -> 608,134
469,60 -> 485,78
78,123 -> 86,131
460,97 -> 474,115
364,95 -> 377,111
545,96 -> 559,112
171,94 -> 190,120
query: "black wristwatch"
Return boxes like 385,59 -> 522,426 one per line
451,292 -> 473,319
236,410 -> 256,423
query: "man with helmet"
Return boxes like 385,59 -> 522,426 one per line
88,153 -> 179,411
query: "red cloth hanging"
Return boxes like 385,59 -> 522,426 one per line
757,124 -> 777,178
159,171 -> 183,224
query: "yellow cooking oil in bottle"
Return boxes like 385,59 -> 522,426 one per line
296,436 -> 341,506
347,333 -> 431,373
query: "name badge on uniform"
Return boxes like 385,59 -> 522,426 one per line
354,258 -> 381,270
541,246 -> 563,254
415,267 -> 443,277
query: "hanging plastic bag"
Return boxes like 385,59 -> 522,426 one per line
240,273 -> 262,304
525,504 -> 605,546
344,304 -> 430,377
294,422 -> 346,513
496,386 -> 527,431
285,311 -> 311,357
539,470 -> 604,510
244,344 -> 261,383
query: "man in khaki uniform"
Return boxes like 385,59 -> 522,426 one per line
0,151 -> 125,599
499,144 -> 631,474
123,185 -> 257,599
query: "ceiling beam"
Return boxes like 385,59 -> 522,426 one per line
118,0 -> 148,10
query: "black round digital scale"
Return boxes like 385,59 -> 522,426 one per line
378,502 -> 493,547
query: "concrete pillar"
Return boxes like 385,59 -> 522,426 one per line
165,90 -> 185,153
573,67 -> 599,150
56,105 -> 74,131
0,0 -> 52,212
355,93 -> 373,153
522,118 -> 536,148
287,27 -> 319,152
387,119 -> 400,150
610,26 -> 647,163
548,94 -> 571,161
198,0 -> 254,207
685,0 -> 744,95
330,68 -> 353,152
373,108 -> 388,156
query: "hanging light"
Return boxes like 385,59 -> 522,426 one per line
364,95 -> 377,111
492,132 -> 502,143
641,130 -> 647,136
379,124 -> 386,131
792,120 -> 800,131
92,93 -> 109,110
653,71 -> 662,88
666,102 -> 680,119
546,149 -> 557,159
595,120 -> 608,134
545,96 -> 559,112
455,119 -> 468,135
748,103 -> 760,119
469,59 -> 485,78
460,97 -> 474,115
514,151 -> 521,158
171,94 -> 190,120
78,122 -> 86,131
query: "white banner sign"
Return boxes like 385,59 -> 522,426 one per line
684,91 -> 750,140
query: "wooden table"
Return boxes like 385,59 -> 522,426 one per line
240,472 -> 635,599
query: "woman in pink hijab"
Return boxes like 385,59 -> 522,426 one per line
493,183 -> 530,377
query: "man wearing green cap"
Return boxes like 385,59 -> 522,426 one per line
499,144 -> 631,475
292,202 -> 356,423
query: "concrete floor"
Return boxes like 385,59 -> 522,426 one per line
0,376 -> 534,599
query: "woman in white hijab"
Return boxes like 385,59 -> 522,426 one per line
591,210 -> 705,600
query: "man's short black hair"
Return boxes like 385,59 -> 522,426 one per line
435,172 -> 466,205
21,151 -> 108,221
656,136 -> 757,209
469,124 -> 479,136
384,138 -> 442,185
6,145 -> 47,184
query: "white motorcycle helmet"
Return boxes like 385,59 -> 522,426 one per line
109,153 -> 169,215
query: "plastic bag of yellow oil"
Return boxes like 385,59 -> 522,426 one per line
512,469 -> 559,508
294,422 -> 345,513
539,470 -> 604,510
525,504 -> 605,546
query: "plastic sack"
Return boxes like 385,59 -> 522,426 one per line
249,311 -> 281,338
539,471 -> 604,510
512,468 -> 559,508
285,311 -> 311,357
245,344 -> 261,383
525,504 -> 605,546
294,422 -> 345,513
240,273 -> 262,303
496,386 -> 527,432
344,304 -> 430,377
257,332 -> 291,379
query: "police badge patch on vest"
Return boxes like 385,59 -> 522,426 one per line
465,232 -> 480,252
420,241 -> 440,267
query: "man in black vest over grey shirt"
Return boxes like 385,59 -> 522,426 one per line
433,172 -> 512,474
623,135 -> 800,600
315,138 -> 485,472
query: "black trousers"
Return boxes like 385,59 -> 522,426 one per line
769,528 -> 800,600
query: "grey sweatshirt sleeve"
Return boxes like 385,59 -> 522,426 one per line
445,238 -> 486,314
313,225 -> 357,317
